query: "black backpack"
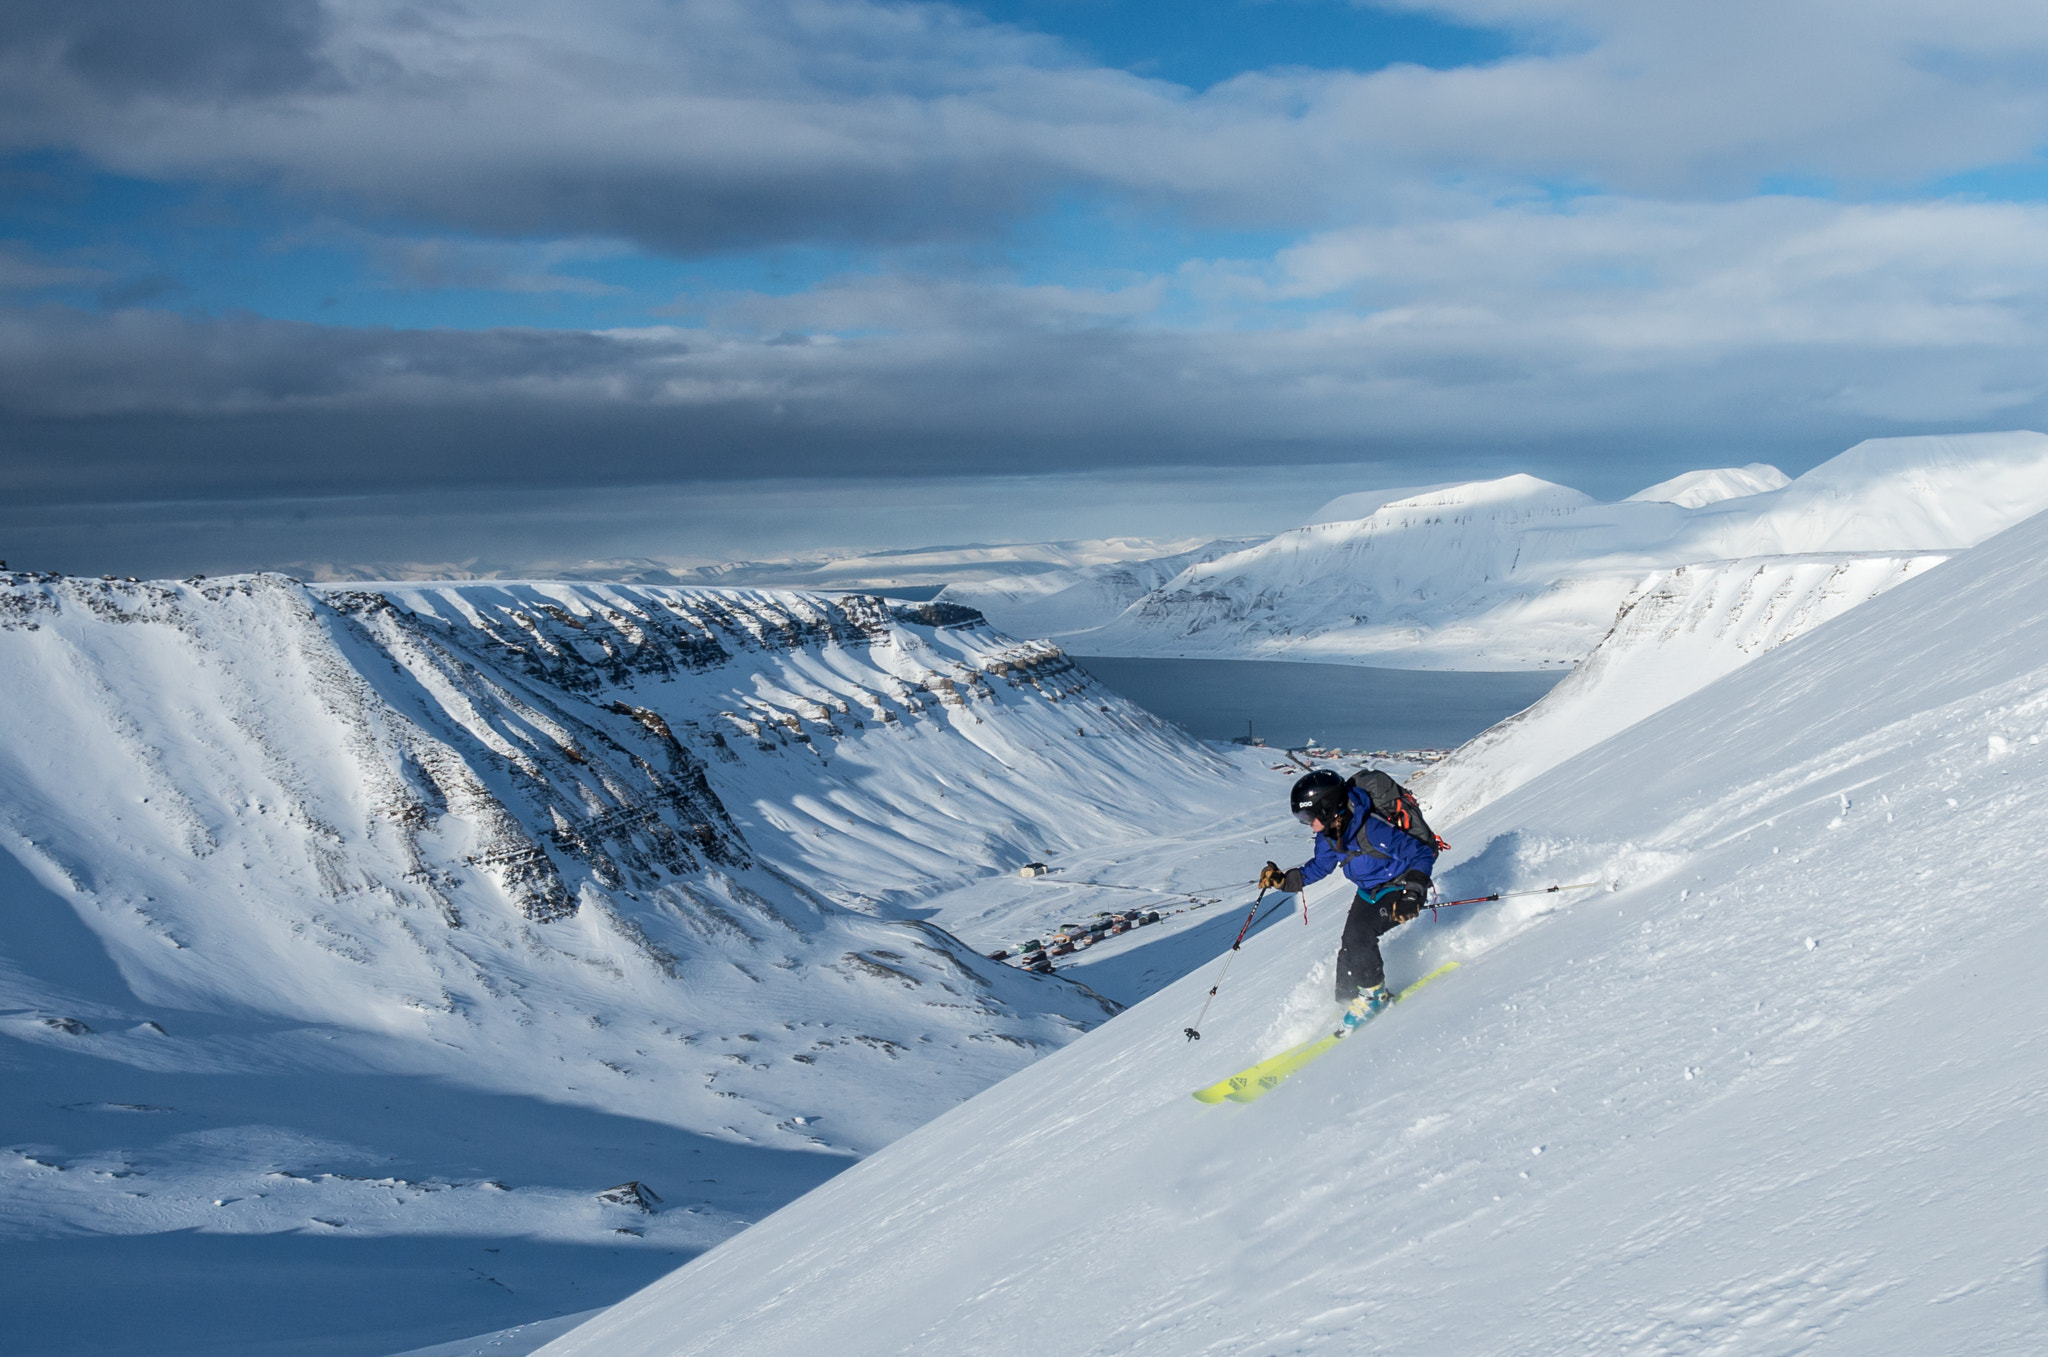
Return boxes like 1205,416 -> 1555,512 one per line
1349,769 -> 1449,852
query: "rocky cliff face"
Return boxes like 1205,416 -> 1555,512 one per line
362,580 -> 1224,912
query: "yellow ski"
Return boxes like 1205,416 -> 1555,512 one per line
1190,962 -> 1460,1105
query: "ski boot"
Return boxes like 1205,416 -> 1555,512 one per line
1342,983 -> 1392,1031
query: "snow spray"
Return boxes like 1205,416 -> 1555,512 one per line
1426,880 -> 1605,919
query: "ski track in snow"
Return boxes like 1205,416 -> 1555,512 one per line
534,499 -> 2048,1355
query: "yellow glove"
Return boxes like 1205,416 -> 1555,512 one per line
1258,861 -> 1285,890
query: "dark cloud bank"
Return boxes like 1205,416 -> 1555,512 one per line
0,301 -> 1974,509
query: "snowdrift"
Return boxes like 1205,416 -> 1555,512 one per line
538,505 -> 2048,1355
1068,431 -> 2048,668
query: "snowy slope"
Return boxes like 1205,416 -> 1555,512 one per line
1082,473 -> 1611,666
1411,550 -> 1949,825
0,574 -> 1264,1354
1300,482 -> 1470,526
1406,434 -> 2048,815
365,582 -> 1252,914
1660,431 -> 2048,558
1073,432 -> 2048,667
536,506 -> 2048,1356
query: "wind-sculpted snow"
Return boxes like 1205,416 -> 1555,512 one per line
0,572 -> 1264,1353
536,507 -> 2048,1356
1063,431 -> 2048,668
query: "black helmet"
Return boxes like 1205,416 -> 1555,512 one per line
1289,769 -> 1348,826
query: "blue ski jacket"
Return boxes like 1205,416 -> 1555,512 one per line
1297,787 -> 1438,895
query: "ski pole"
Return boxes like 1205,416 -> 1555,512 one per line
1426,880 -> 1605,920
1183,888 -> 1272,1042
1025,876 -> 1249,900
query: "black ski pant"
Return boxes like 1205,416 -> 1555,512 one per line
1334,871 -> 1431,1002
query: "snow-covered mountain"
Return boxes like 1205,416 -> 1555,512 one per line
1406,433 -> 2048,818
1081,471 -> 1607,667
0,573 -> 1264,1354
361,435 -> 2041,686
1624,461 -> 1790,507
1299,481 -> 1474,526
533,498 -> 2048,1357
1053,432 -> 2048,668
930,537 -> 1263,644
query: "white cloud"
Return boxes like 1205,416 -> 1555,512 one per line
7,0 -> 2048,251
1205,195 -> 2048,357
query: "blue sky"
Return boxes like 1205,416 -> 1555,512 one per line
969,0 -> 1519,87
6,0 -> 2048,575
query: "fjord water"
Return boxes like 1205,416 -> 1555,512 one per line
1072,656 -> 1563,751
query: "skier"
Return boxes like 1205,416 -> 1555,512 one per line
1259,769 -> 1437,1028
